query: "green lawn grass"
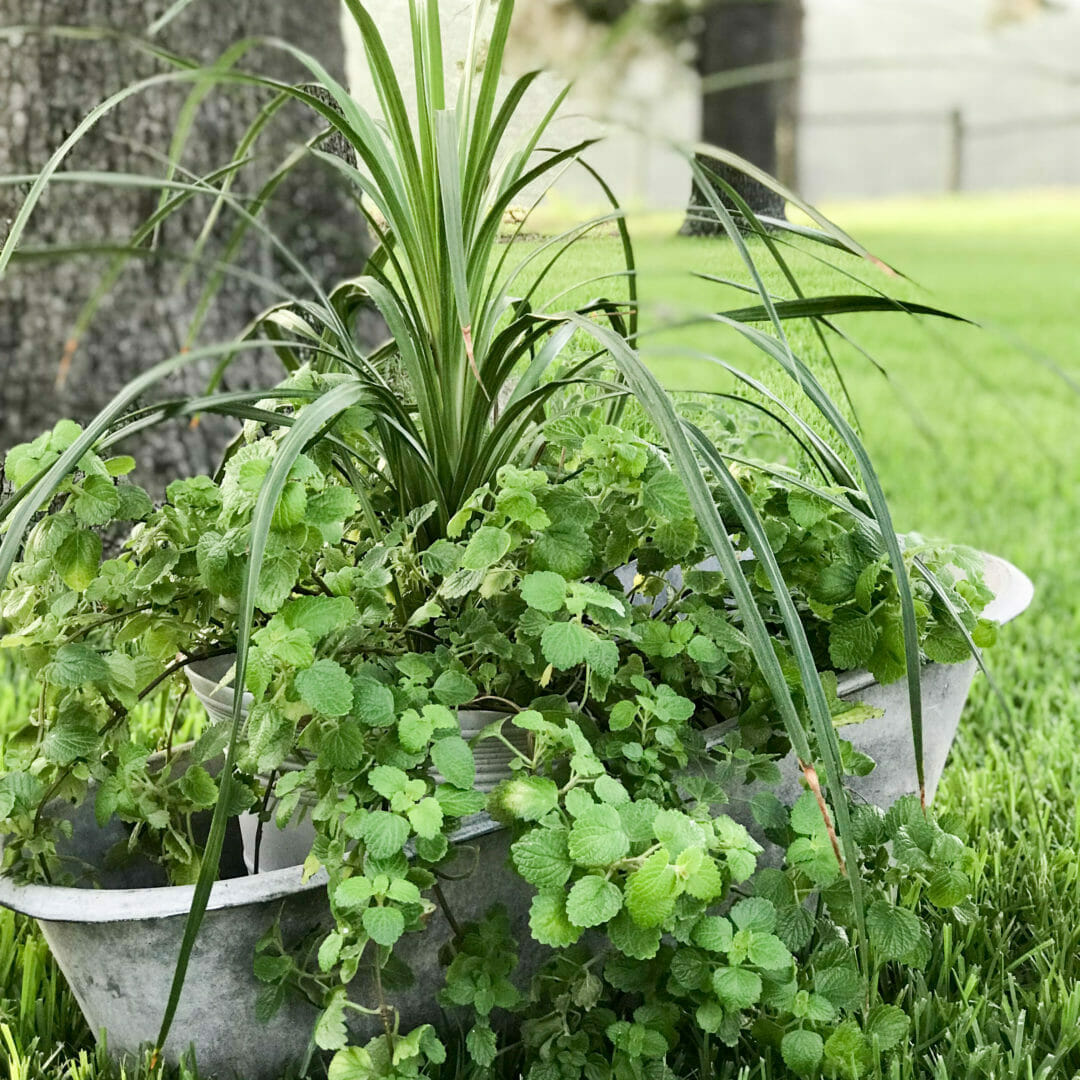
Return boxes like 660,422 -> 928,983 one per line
2,191 -> 1079,1078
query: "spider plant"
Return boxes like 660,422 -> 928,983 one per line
0,0 -> 977,1055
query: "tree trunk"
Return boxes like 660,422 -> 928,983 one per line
682,0 -> 804,236
0,0 -> 365,496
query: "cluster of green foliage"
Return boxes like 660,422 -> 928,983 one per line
0,382 -> 993,1075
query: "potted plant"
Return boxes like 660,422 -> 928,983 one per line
0,1 -> 1032,1077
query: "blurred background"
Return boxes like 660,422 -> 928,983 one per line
347,0 -> 1080,209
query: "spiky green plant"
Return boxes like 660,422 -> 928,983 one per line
0,0 -> 980,1058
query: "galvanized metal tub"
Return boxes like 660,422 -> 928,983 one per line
0,794 -> 528,1079
732,551 -> 1032,807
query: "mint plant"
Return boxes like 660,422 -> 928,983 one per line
0,387 -> 991,1075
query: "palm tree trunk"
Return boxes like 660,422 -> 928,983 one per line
682,0 -> 803,236
0,0 -> 363,495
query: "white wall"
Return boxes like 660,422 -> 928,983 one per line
343,1 -> 1080,208
797,0 -> 1080,200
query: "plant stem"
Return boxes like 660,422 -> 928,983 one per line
432,880 -> 464,943
137,646 -> 235,702
252,769 -> 279,876
371,952 -> 396,1056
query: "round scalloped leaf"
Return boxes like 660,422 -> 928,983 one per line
528,892 -> 581,947
711,965 -> 762,1011
362,905 -> 405,947
566,874 -> 623,928
866,900 -> 924,961
430,735 -> 475,790
866,1003 -> 910,1051
520,571 -> 568,613
295,659 -> 353,717
781,1029 -> 824,1077
511,828 -> 574,890
568,804 -> 630,867
625,849 -> 679,928
359,811 -> 410,860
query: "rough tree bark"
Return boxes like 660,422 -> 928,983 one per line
0,0 -> 365,495
681,0 -> 803,236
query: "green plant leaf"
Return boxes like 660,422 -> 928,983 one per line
353,677 -> 396,728
528,891 -> 581,947
432,669 -> 476,707
491,776 -> 558,822
607,908 -> 662,960
314,991 -> 348,1052
56,529 -> 102,592
281,595 -> 356,640
652,809 -> 707,857
295,659 -> 353,717
866,900 -> 923,961
362,905 -> 405,947
360,811 -> 410,860
814,965 -> 864,1011
318,932 -> 343,973
565,874 -> 623,928
48,643 -> 109,686
829,613 -> 879,670
824,1019 -> 871,1076
781,1029 -> 824,1077
692,915 -> 734,954
712,966 -> 762,1011
461,526 -> 511,571
71,475 -> 119,525
42,723 -> 99,766
328,1046 -> 373,1080
531,523 -> 591,578
511,827 -> 574,890
642,467 -> 692,520
866,1003 -> 910,1050
927,866 -> 971,908
369,765 -> 409,800
407,797 -> 443,840
179,766 -> 218,809
466,1023 -> 497,1069
747,933 -> 794,971
541,620 -> 590,670
520,570 -> 567,613
430,735 -> 475,790
567,804 -> 630,867
625,849 -> 679,928
333,876 -> 374,910
730,897 -> 777,934
320,721 -> 366,769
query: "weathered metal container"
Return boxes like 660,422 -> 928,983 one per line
0,794 -> 527,1079
720,552 -> 1033,808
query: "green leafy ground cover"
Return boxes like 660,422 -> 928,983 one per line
1,190 -> 1078,1078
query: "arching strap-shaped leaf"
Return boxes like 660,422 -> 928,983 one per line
154,381 -> 369,1053
708,313 -> 927,803
564,315 -> 867,956
687,139 -> 900,276
715,295 -> 972,325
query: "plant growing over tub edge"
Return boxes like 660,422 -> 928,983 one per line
0,389 -> 993,1075
0,0 -> 998,1071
